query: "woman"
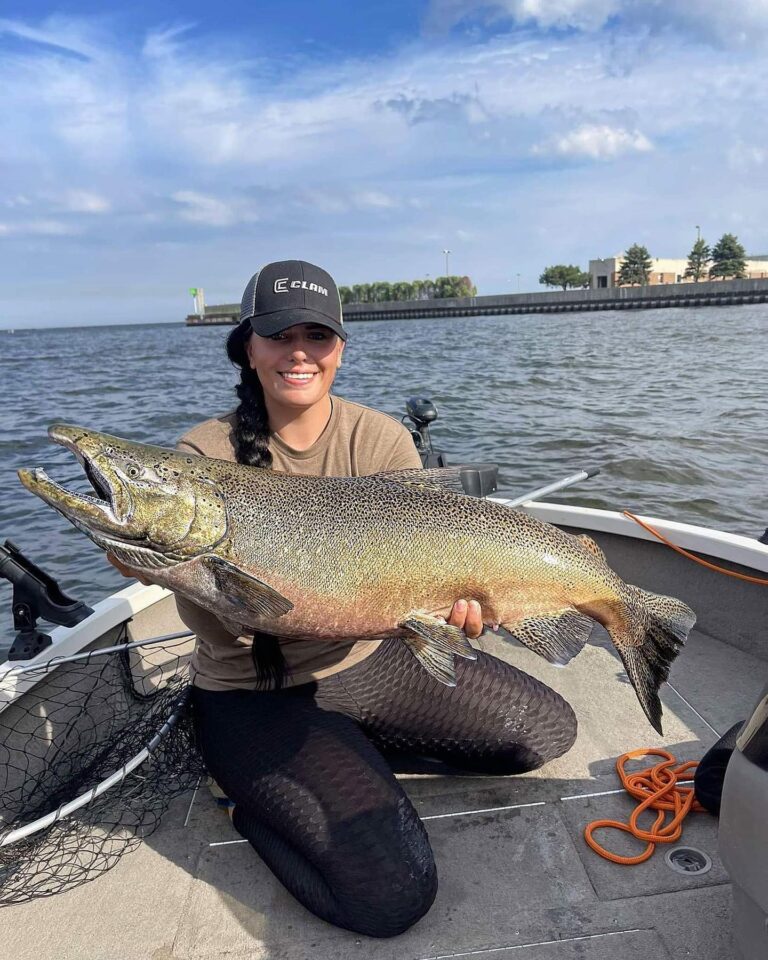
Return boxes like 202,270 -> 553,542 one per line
111,260 -> 577,938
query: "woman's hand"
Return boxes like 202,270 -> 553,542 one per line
106,552 -> 152,587
446,599 -> 484,639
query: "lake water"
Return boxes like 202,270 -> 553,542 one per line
1,305 -> 766,642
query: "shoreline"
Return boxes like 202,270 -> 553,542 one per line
186,276 -> 768,325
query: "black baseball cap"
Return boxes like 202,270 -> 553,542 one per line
240,260 -> 347,341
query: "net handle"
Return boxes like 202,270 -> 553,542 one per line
0,631 -> 194,678
0,687 -> 192,848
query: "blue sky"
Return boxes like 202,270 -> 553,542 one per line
2,1 -> 767,327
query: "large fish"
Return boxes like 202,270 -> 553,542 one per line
19,424 -> 695,733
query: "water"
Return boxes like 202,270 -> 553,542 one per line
1,306 -> 766,639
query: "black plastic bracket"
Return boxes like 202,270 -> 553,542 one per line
0,540 -> 94,662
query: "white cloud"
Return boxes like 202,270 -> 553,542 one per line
535,123 -> 653,159
426,0 -> 618,33
728,142 -> 766,172
353,191 -> 398,209
171,191 -> 259,227
0,219 -> 77,236
58,190 -> 111,213
425,0 -> 768,48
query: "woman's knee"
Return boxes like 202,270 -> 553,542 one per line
330,859 -> 438,938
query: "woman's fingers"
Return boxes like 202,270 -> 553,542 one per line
446,599 -> 484,639
106,551 -> 152,586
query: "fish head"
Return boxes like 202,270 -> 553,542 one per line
18,424 -> 229,562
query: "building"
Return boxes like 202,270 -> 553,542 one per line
589,255 -> 768,288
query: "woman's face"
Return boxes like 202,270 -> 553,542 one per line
246,323 -> 345,411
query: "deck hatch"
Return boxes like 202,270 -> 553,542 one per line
665,846 -> 712,875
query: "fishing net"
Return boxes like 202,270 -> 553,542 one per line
0,630 -> 204,905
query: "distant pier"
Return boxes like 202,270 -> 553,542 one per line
186,277 -> 768,325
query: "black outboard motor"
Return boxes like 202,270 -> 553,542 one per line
403,397 -> 445,467
0,540 -> 94,662
403,397 -> 499,498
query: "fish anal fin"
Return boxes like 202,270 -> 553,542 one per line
577,535 -> 607,564
399,611 -> 478,686
502,609 -> 594,666
203,556 -> 293,619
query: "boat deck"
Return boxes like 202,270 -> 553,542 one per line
5,619 -> 763,960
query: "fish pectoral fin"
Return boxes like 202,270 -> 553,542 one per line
372,467 -> 468,494
502,609 -> 594,666
203,557 -> 294,619
577,534 -> 607,563
399,612 -> 478,687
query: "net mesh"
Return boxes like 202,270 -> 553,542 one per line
0,631 -> 203,905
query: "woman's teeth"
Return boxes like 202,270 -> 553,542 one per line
280,372 -> 316,380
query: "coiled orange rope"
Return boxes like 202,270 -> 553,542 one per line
584,749 -> 706,865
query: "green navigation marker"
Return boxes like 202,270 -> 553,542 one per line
189,288 -> 198,296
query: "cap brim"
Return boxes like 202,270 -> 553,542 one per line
249,308 -> 347,342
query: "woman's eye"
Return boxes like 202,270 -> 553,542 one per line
270,333 -> 287,341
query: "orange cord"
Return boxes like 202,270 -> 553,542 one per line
622,511 -> 768,586
584,749 -> 706,865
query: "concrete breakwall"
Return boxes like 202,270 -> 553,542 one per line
185,277 -> 768,325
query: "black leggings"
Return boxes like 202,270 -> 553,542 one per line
192,638 -> 577,938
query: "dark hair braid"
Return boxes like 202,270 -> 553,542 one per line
226,320 -> 286,688
226,320 -> 273,469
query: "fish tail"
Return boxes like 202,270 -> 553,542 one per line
611,586 -> 696,735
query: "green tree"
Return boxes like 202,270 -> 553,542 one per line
392,281 -> 414,301
538,264 -> 590,290
709,233 -> 747,280
617,244 -> 652,286
684,238 -> 711,282
338,285 -> 354,304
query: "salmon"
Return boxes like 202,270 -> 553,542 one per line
19,424 -> 696,733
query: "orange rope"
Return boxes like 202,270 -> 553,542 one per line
622,511 -> 768,586
584,749 -> 706,865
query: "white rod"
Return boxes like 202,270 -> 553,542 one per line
498,468 -> 600,509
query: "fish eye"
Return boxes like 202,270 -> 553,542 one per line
126,464 -> 142,479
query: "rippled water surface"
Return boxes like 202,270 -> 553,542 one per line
1,306 -> 766,639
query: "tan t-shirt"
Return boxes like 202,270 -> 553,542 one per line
174,396 -> 423,691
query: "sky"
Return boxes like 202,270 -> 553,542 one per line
1,0 -> 767,327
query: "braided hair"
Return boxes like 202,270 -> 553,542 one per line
226,319 -> 273,469
226,319 -> 286,688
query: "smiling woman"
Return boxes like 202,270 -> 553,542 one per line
100,258 -> 577,939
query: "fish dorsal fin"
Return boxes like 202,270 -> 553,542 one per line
203,556 -> 293,619
372,467 -> 467,494
502,609 -> 594,666
399,612 -> 477,686
578,535 -> 607,564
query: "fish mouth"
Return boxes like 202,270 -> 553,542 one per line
18,424 -> 133,542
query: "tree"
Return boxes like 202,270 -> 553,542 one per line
539,265 -> 590,291
684,238 -> 711,282
709,233 -> 747,280
617,244 -> 652,286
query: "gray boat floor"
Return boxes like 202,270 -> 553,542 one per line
6,626 -> 765,960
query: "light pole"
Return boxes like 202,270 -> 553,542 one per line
696,225 -> 701,243
442,249 -> 451,277
516,272 -> 521,293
